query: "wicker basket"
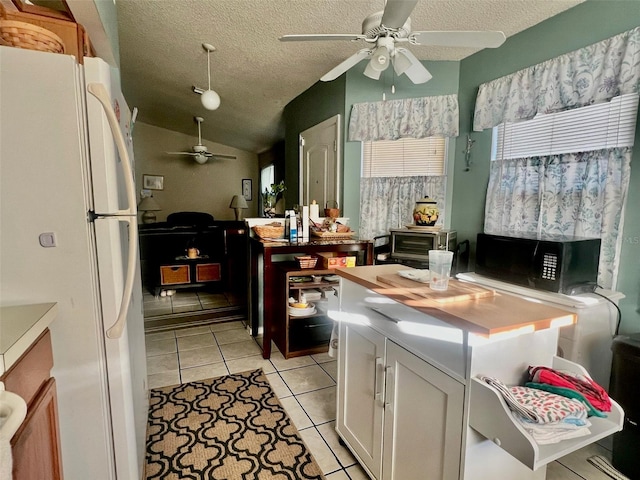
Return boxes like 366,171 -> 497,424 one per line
0,20 -> 65,54
295,255 -> 318,269
252,223 -> 285,240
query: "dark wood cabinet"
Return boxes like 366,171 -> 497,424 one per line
274,265 -> 340,358
249,237 -> 373,358
1,329 -> 63,480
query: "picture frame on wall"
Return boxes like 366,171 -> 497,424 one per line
242,178 -> 252,201
143,174 -> 164,190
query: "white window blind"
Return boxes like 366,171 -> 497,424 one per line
362,137 -> 446,177
492,93 -> 639,160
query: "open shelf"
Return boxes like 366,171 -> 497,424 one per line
469,356 -> 624,471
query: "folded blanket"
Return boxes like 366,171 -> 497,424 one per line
528,366 -> 611,412
525,382 -> 607,418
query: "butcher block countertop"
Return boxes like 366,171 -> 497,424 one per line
336,265 -> 575,337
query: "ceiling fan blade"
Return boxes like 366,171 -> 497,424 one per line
208,154 -> 237,160
381,0 -> 419,29
395,48 -> 432,84
321,48 -> 372,82
166,151 -> 196,156
411,31 -> 506,48
280,34 -> 365,42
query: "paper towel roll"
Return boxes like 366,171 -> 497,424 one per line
310,202 -> 320,220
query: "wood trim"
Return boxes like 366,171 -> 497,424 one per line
11,0 -> 74,21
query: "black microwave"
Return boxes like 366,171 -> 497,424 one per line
475,233 -> 601,294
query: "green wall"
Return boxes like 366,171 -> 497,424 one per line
455,1 -> 640,333
283,76 -> 347,209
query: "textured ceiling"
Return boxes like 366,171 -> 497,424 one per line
116,0 -> 583,154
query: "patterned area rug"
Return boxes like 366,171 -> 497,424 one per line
145,369 -> 325,479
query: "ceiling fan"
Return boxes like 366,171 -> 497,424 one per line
166,116 -> 236,164
280,0 -> 506,84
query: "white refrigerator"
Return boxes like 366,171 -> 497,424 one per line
0,46 -> 148,479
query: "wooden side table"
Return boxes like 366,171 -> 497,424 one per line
249,237 -> 373,358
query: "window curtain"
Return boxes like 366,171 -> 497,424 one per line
349,94 -> 459,141
484,148 -> 632,289
474,26 -> 640,131
359,176 -> 446,241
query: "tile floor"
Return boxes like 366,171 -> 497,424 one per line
142,289 -> 241,318
145,320 -> 618,480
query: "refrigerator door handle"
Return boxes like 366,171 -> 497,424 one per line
86,83 -> 137,217
87,82 -> 138,339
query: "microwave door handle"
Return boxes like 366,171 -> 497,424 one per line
529,241 -> 541,287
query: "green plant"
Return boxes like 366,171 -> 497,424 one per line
263,180 -> 286,197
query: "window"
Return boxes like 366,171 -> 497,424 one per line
260,165 -> 274,195
492,94 -> 639,160
362,137 -> 446,177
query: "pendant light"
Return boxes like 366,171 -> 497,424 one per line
200,43 -> 220,110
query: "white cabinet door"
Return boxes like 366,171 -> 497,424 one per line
382,341 -> 465,480
337,320 -> 386,479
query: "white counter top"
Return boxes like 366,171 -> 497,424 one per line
0,303 -> 58,375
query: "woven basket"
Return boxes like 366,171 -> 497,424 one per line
0,20 -> 65,54
252,223 -> 284,240
295,255 -> 318,269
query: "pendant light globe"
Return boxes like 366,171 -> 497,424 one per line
201,43 -> 220,111
201,90 -> 220,110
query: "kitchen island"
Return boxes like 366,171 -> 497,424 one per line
331,265 -> 623,480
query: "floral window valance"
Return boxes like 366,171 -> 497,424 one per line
348,94 -> 459,141
474,26 -> 640,131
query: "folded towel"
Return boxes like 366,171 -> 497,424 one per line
513,413 -> 592,444
480,376 -> 588,424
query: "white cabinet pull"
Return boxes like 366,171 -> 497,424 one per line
374,356 -> 384,404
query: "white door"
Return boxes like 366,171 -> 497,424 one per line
382,341 -> 465,480
299,114 -> 341,210
337,321 -> 385,479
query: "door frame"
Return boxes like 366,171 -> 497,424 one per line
298,114 -> 342,209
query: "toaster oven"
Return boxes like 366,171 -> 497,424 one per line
389,229 -> 457,262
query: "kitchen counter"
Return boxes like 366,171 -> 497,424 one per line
0,303 -> 58,375
335,264 -> 575,336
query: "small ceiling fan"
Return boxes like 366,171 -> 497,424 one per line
166,116 -> 236,164
280,0 -> 506,84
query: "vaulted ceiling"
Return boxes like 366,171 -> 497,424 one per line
116,0 -> 583,153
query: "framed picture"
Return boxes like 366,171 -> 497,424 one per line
242,178 -> 252,201
143,174 -> 164,190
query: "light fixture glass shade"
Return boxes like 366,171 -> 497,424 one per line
363,61 -> 383,80
370,45 -> 390,72
201,89 -> 220,110
393,50 -> 412,76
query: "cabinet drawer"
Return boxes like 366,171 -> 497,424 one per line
289,317 -> 333,351
196,263 -> 221,282
160,265 -> 190,285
